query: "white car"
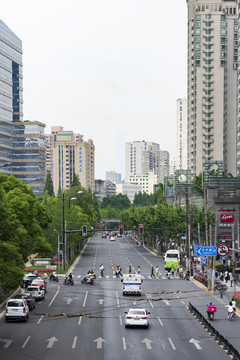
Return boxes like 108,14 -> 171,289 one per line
26,285 -> 45,300
5,298 -> 29,322
125,308 -> 150,328
110,236 -> 115,241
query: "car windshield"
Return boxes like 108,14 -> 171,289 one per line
166,254 -> 179,258
7,301 -> 23,307
129,310 -> 145,315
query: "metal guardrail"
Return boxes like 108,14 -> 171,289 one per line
188,302 -> 240,360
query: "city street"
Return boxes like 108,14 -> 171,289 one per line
0,233 -> 238,360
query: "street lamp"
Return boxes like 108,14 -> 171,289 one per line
62,190 -> 84,270
54,229 -> 60,272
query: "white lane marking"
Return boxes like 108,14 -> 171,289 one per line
106,275 -> 109,279
157,316 -> 163,326
37,315 -> 44,324
145,292 -> 154,308
119,315 -> 122,325
77,275 -> 81,278
78,315 -> 82,326
48,285 -> 60,307
22,336 -> 31,348
168,338 -> 176,350
189,338 -> 202,350
83,291 -> 88,308
181,300 -> 185,305
72,336 -> 77,349
142,338 -> 152,350
122,337 -> 126,350
163,300 -> 170,306
116,291 -> 120,308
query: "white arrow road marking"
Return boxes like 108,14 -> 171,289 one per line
94,337 -> 105,349
168,338 -> 176,350
22,336 -> 31,348
0,338 -> 12,348
189,338 -> 202,350
122,337 -> 126,350
142,338 -> 152,350
98,298 -> 104,305
83,291 -> 88,308
63,297 -> 79,305
72,336 -> 77,349
46,337 -> 59,348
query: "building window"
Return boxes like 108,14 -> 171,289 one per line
195,29 -> 201,35
221,29 -> 226,35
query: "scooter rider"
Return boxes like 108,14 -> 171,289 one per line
207,302 -> 216,320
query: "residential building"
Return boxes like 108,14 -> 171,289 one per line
128,172 -> 158,195
176,98 -> 188,170
95,179 -> 116,202
106,171 -> 121,183
52,130 -> 95,194
186,0 -> 238,176
125,140 -> 168,183
45,126 -> 64,180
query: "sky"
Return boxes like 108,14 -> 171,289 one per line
2,0 -> 187,179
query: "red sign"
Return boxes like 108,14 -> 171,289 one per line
217,244 -> 230,256
220,213 -> 234,222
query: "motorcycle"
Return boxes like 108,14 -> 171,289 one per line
207,311 -> 214,320
207,304 -> 216,320
63,278 -> 74,286
50,274 -> 59,282
81,277 -> 94,285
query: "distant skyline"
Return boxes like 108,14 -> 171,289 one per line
2,0 -> 187,179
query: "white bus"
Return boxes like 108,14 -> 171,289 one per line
121,274 -> 142,295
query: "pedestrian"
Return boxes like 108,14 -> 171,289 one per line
171,266 -> 175,277
100,264 -> 104,277
137,266 -> 141,274
220,272 -> 224,281
215,269 -> 219,279
34,269 -> 38,276
155,266 -> 159,278
225,270 -> 229,283
118,265 -> 122,277
230,272 -> 234,287
115,265 -> 119,277
151,266 -> 155,278
129,265 -> 132,273
232,297 -> 236,315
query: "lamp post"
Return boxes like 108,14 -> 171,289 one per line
62,190 -> 83,270
54,229 -> 60,272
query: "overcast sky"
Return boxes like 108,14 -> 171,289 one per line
2,0 -> 187,179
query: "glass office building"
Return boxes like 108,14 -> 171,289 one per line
0,19 -> 45,195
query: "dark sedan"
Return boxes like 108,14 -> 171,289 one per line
15,293 -> 36,310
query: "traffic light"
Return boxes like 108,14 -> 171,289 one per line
59,243 -> 63,252
139,224 -> 144,235
119,225 -> 123,235
82,225 -> 87,236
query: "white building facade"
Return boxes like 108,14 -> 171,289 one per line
176,98 -> 188,170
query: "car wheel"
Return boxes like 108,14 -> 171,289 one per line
5,317 -> 8,323
125,324 -> 128,328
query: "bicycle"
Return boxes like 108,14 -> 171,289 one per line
228,311 -> 233,321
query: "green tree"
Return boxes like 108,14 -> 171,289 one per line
44,170 -> 54,196
100,193 -> 131,211
133,192 -> 154,206
0,242 -> 25,292
71,173 -> 81,187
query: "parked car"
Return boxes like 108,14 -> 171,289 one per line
5,298 -> 29,322
26,285 -> 45,300
125,308 -> 150,328
15,293 -> 36,310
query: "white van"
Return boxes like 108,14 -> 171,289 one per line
164,249 -> 180,271
121,274 -> 142,295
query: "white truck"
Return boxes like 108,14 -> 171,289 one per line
121,274 -> 142,295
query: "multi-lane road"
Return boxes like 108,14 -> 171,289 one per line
0,233 -> 238,360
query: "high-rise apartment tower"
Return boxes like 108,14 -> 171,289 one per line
186,0 -> 238,176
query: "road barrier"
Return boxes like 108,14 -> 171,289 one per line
188,302 -> 240,360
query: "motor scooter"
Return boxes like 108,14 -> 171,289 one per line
63,278 -> 74,286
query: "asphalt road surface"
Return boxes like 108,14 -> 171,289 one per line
0,233 -> 238,360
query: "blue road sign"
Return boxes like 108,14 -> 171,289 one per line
194,246 -> 217,257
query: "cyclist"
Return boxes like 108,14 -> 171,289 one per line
227,301 -> 234,320
232,298 -> 236,317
